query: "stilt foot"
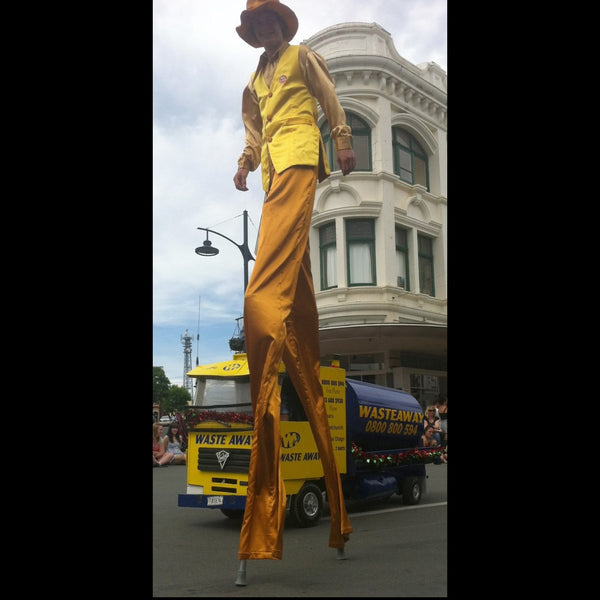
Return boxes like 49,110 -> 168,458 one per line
235,559 -> 247,586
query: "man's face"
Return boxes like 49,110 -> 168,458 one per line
251,10 -> 285,47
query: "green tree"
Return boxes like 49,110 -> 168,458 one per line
164,385 -> 192,415
153,366 -> 171,412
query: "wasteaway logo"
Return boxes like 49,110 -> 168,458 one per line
280,431 -> 320,463
358,405 -> 422,436
222,362 -> 243,372
358,405 -> 422,422
195,433 -> 252,446
281,431 -> 301,449
216,450 -> 230,470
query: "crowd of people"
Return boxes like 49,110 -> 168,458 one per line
153,420 -> 187,467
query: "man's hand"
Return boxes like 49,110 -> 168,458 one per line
336,149 -> 355,176
233,168 -> 249,191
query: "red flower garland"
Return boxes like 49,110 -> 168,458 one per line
351,442 -> 446,466
183,409 -> 254,429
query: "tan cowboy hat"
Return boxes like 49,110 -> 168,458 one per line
236,0 -> 299,48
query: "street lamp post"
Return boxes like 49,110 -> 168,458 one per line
195,210 -> 255,294
196,210 -> 255,352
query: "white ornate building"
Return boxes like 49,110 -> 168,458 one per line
305,23 -> 447,406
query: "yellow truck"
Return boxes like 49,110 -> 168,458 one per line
177,352 -> 443,526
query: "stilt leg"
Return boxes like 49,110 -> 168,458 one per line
336,547 -> 347,560
235,559 -> 247,586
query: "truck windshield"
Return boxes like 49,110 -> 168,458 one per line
202,379 -> 252,410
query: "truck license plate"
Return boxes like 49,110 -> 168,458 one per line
207,495 -> 223,506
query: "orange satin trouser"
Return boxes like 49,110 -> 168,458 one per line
238,165 -> 352,560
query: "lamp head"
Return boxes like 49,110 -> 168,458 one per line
195,240 -> 219,256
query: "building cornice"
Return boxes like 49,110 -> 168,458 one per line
329,61 -> 446,129
304,22 -> 447,129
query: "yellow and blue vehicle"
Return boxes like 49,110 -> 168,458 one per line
177,352 -> 439,526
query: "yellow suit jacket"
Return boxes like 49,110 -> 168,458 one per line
253,45 -> 329,191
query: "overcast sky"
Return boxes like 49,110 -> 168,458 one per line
153,0 -> 447,390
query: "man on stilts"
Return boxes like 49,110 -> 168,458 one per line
232,0 -> 355,586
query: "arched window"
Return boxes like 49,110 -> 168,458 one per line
392,127 -> 429,190
321,112 -> 371,172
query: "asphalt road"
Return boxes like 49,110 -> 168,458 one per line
153,463 -> 447,597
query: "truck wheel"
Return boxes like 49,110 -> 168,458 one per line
290,482 -> 323,528
221,509 -> 244,520
401,477 -> 422,505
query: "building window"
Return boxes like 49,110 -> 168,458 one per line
392,127 -> 429,190
395,226 -> 409,290
346,219 -> 376,285
410,373 -> 445,411
321,112 -> 372,172
418,234 -> 435,296
319,222 -> 337,290
335,353 -> 384,377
